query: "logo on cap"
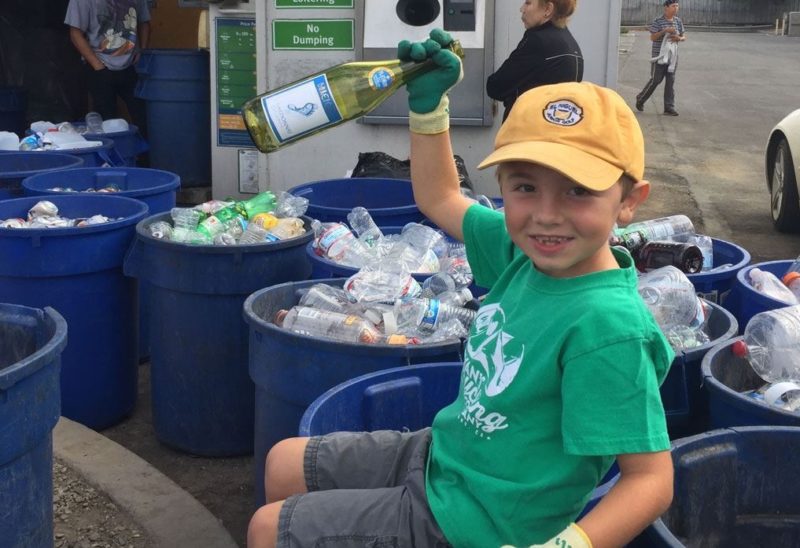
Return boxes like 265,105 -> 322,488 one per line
542,100 -> 583,127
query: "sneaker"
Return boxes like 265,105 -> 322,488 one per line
635,99 -> 644,112
664,109 -> 679,116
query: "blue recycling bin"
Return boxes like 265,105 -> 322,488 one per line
686,237 -> 750,305
124,212 -> 314,457
299,361 -> 620,522
45,138 -> 125,168
288,178 -> 426,226
135,49 -> 210,187
23,166 -> 181,361
701,336 -> 800,429
639,426 -> 800,547
0,195 -> 147,430
71,123 -> 148,167
0,87 -> 27,137
659,300 -> 738,439
244,278 -> 465,505
0,152 -> 84,199
725,260 -> 794,331
0,304 -> 67,548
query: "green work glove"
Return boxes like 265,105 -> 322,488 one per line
397,29 -> 463,134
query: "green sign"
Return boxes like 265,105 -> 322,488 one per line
272,19 -> 354,50
215,17 -> 257,147
276,0 -> 353,8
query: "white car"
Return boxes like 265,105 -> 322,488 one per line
766,109 -> 800,232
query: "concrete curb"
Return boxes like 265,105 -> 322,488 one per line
53,417 -> 238,548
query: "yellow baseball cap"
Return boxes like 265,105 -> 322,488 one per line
477,82 -> 645,191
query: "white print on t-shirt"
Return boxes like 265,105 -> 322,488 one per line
459,304 -> 525,437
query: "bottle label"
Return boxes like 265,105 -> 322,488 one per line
260,74 -> 343,144
420,299 -> 441,330
317,224 -> 354,260
368,67 -> 395,90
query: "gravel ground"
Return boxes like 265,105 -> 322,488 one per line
53,458 -> 152,548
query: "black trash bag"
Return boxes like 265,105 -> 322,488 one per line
351,151 -> 475,191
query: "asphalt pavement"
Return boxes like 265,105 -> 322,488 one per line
617,28 -> 800,262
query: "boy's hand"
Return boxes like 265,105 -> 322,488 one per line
500,523 -> 592,548
397,29 -> 463,133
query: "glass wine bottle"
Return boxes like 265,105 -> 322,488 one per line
241,40 -> 464,153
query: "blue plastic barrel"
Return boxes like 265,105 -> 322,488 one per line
134,49 -> 210,187
0,195 -> 147,429
659,300 -> 738,439
22,167 -> 181,361
71,123 -> 148,167
639,426 -> 800,547
244,278 -> 465,505
45,137 -> 126,168
725,260 -> 794,331
0,87 -> 27,136
0,304 -> 67,547
288,178 -> 426,226
0,152 -> 84,199
701,336 -> 800,429
686,238 -> 750,305
299,361 -> 620,522
123,212 -> 313,457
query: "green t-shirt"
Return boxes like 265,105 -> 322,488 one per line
426,205 -> 674,547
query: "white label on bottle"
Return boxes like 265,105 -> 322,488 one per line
261,74 -> 343,144
317,224 -> 353,260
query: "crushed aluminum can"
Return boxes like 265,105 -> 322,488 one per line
76,214 -> 112,227
27,200 -> 59,221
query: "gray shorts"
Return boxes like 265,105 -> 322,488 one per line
277,428 -> 452,548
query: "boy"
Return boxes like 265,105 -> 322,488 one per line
248,30 -> 674,548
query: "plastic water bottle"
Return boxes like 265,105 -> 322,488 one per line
440,252 -> 473,287
347,207 -> 384,248
85,111 -> 104,134
390,298 -> 477,333
274,306 -> 404,344
311,220 -> 369,267
343,266 -> 422,304
383,241 -> 439,273
637,266 -> 707,330
274,191 -> 309,218
148,221 -> 173,240
733,305 -> 800,386
438,287 -> 475,308
400,223 -> 449,259
420,272 -> 462,298
616,214 -> 695,241
748,268 -> 798,305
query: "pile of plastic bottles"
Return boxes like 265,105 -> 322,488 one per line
637,265 -> 712,350
611,214 -> 720,274
0,112 -> 132,152
48,185 -> 121,193
745,256 -> 800,305
733,304 -> 800,414
273,272 -> 478,345
149,190 -> 308,246
0,200 -> 118,229
311,207 -> 474,283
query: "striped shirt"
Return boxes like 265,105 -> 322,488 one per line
649,15 -> 684,58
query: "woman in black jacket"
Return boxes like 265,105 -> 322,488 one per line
487,0 -> 583,121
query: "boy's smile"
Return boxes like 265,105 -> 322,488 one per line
499,162 -> 646,278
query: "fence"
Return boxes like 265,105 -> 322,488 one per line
621,0 -> 800,26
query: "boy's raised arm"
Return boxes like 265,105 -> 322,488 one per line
401,30 -> 474,242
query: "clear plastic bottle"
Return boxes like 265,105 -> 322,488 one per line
238,222 -> 270,245
148,221 -> 173,240
85,111 -> 104,134
343,266 -> 422,304
420,272 -> 460,298
616,214 -> 695,242
439,252 -> 473,288
267,217 -> 306,240
311,220 -> 369,267
274,306 -> 388,344
347,206 -> 384,248
197,191 -> 276,238
274,191 -> 309,218
383,241 -> 439,274
391,297 -> 477,333
733,305 -> 800,385
437,287 -> 475,308
637,266 -> 707,330
748,268 -> 798,305
294,283 -> 377,322
400,223 -> 449,259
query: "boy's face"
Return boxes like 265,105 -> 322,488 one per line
499,162 -> 648,278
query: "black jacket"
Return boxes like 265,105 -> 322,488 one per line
486,22 -> 584,121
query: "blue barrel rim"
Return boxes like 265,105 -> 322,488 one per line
734,260 -> 794,304
700,335 -> 800,422
0,152 -> 85,178
288,178 -> 422,219
134,211 -> 314,254
22,167 -> 180,199
45,136 -> 116,154
0,194 -> 149,238
243,278 -> 465,354
685,237 -> 751,283
298,361 -> 463,436
0,305 -> 67,391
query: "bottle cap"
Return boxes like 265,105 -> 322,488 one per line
731,339 -> 748,358
782,271 -> 800,286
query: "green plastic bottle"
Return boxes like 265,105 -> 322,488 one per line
241,41 -> 464,153
197,191 -> 277,238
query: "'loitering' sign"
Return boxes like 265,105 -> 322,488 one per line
275,0 -> 354,7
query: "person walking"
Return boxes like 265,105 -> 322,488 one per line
65,0 -> 150,136
636,1 -> 686,116
486,0 -> 583,121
